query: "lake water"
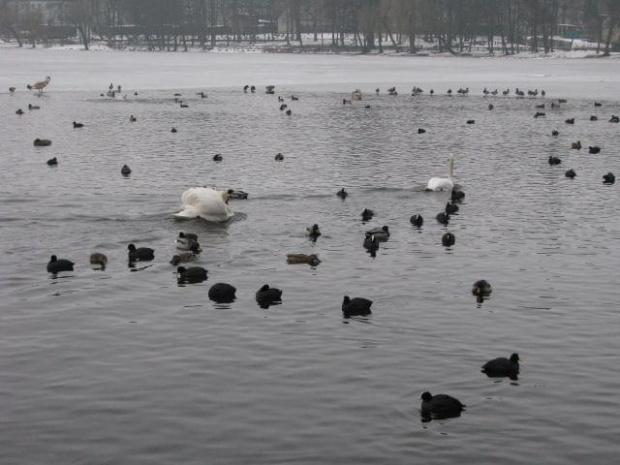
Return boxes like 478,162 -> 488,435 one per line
1,49 -> 620,464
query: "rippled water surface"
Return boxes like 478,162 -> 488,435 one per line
1,50 -> 620,464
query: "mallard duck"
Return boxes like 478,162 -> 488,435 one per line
286,254 -> 321,266
89,252 -> 108,269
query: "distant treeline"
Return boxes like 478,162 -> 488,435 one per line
1,0 -> 618,54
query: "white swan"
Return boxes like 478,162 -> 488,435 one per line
174,187 -> 234,223
426,154 -> 455,191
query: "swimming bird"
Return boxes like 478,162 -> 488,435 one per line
442,232 -> 455,247
129,115 -> 137,122
16,108 -> 24,115
174,187 -> 234,222
9,86 -> 15,93
420,392 -> 465,420
265,85 -> 275,94
250,86 -> 256,93
280,103 -> 288,111
589,146 -> 600,154
558,99 -> 567,103
176,232 -> 200,252
451,187 -> 465,203
27,76 -> 51,93
307,224 -> 321,239
171,127 -> 177,133
534,112 -> 545,118
436,212 -> 450,225
47,157 -> 58,166
426,154 -> 455,191
552,130 -> 559,136
466,119 -> 475,124
34,138 -> 51,147
565,118 -> 575,124
180,102 -> 189,108
197,92 -> 207,98
243,85 -> 249,92
445,202 -> 459,214
127,244 -> 154,262
177,266 -> 208,284
610,115 -> 619,123
208,283 -> 237,303
28,104 -> 40,110
536,103 -> 545,109
275,152 -> 284,161
472,280 -> 492,297
548,155 -> 562,165
361,208 -> 374,221
286,254 -> 321,266
213,153 -> 223,162
285,109 -> 292,116
363,234 -> 379,251
256,284 -> 282,307
603,172 -> 615,184
565,169 -> 576,179
418,128 -> 426,134
366,226 -> 389,241
342,296 -> 372,317
488,104 -> 494,110
482,353 -> 520,379
594,102 -> 602,107
278,96 -> 284,102
170,253 -> 196,266
571,141 -> 582,150
90,252 -> 108,270
73,121 -> 84,128
47,255 -> 74,273
336,188 -> 348,199
590,115 -> 598,121
291,95 -> 299,101
121,164 -> 131,176
410,214 -> 424,227
228,189 -> 249,200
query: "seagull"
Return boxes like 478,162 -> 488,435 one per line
27,76 -> 51,94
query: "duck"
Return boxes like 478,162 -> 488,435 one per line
552,130 -> 559,136
482,353 -> 520,379
228,189 -> 249,200
565,169 -> 576,179
16,108 -> 24,115
176,232 -> 201,252
410,214 -> 424,227
285,109 -> 292,116
603,172 -> 615,184
265,85 -> 276,94
174,187 -> 234,223
129,115 -> 137,122
436,212 -> 450,225
213,153 -> 223,162
291,95 -> 299,101
208,283 -> 237,303
170,253 -> 196,266
534,112 -> 545,118
594,102 -> 602,107
445,202 -> 459,214
590,115 -> 598,121
127,244 -> 154,262
451,188 -> 465,203
565,118 -> 575,124
488,104 -> 494,110
342,296 -> 372,317
180,102 -> 189,108
307,224 -> 321,239
121,164 -> 131,176
558,98 -> 567,103
286,254 -> 321,266
420,392 -> 465,420
466,119 -> 475,124
442,232 -> 455,247
609,115 -> 619,123
278,96 -> 284,102
536,103 -> 545,109
571,141 -> 582,150
418,128 -> 426,134
472,280 -> 492,297
9,86 -> 15,93
336,188 -> 348,199
363,234 -> 379,251
548,155 -> 562,165
34,138 -> 52,147
275,152 -> 284,161
177,266 -> 208,284
90,252 -> 108,270
280,103 -> 287,111
256,284 -> 282,307
28,103 -> 40,110
361,208 -> 374,221
171,127 -> 177,133
589,146 -> 601,154
426,154 -> 455,191
197,91 -> 207,98
47,255 -> 74,273
250,85 -> 256,93
366,225 -> 389,241
46,157 -> 58,166
73,121 -> 84,128
243,85 -> 249,92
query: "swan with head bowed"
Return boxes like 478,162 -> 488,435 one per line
174,187 -> 234,223
426,154 -> 455,191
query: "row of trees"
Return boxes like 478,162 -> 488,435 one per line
1,0 -> 619,54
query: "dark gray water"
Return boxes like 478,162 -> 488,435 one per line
2,52 -> 620,464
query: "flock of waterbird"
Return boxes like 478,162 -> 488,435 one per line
12,75 -> 618,420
